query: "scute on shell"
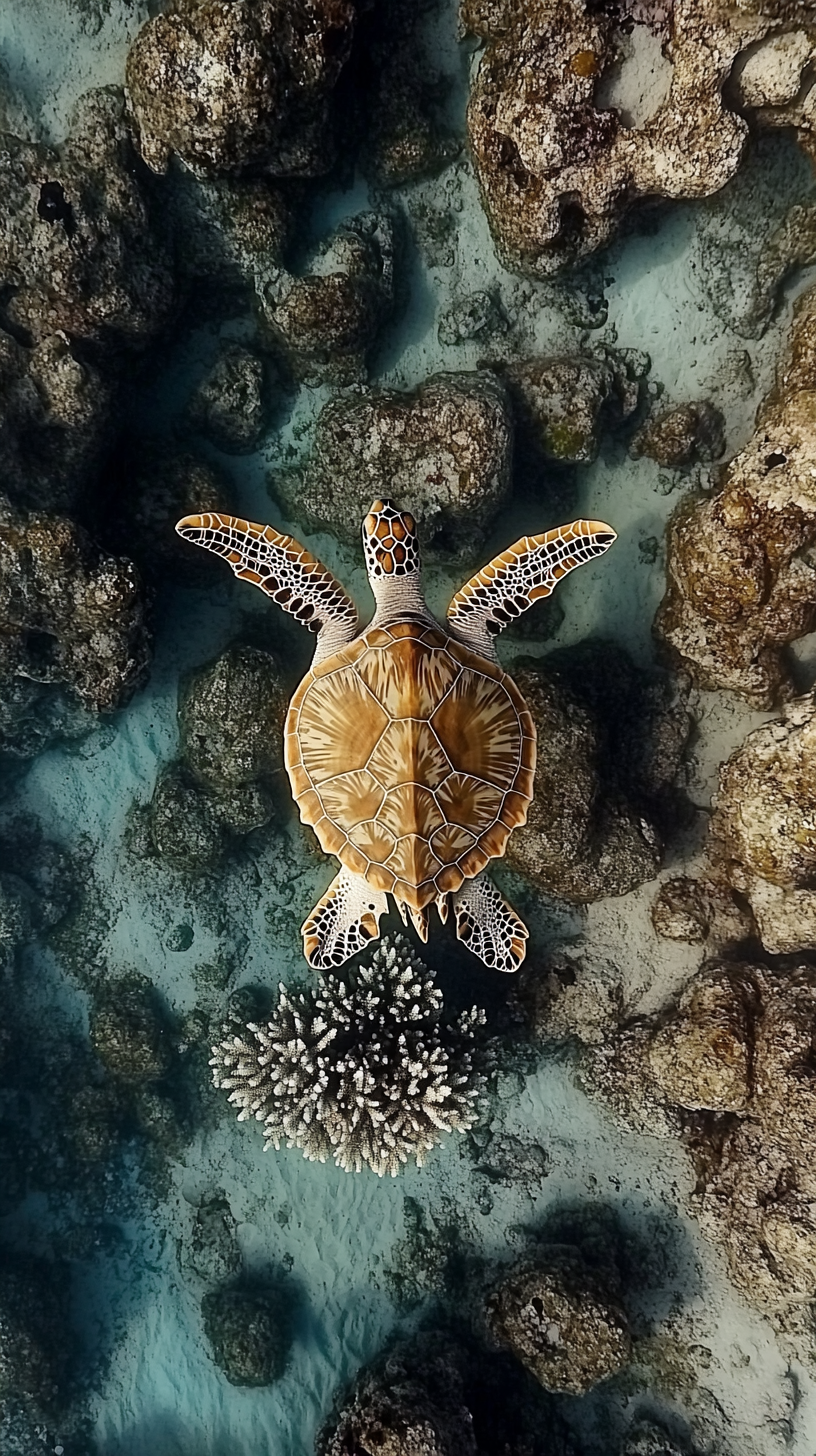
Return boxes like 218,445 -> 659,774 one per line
286,622 -> 535,909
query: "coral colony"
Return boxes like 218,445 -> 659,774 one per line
210,938 -> 486,1176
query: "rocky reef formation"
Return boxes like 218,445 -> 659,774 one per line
126,0 -> 358,178
708,693 -> 816,954
358,0 -> 460,187
261,213 -> 396,384
0,1254 -> 70,1412
201,1283 -> 289,1386
210,937 -> 486,1176
502,349 -> 647,466
275,371 -> 513,550
631,400 -> 726,471
0,495 -> 149,759
146,645 -> 287,873
483,1246 -> 632,1394
655,283 -> 816,706
505,642 -> 690,902
591,958 -> 816,1334
185,344 -> 271,454
463,0 -> 816,276
104,443 -> 232,587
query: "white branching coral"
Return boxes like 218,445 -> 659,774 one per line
210,937 -> 486,1176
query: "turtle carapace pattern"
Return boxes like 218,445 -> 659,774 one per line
176,500 -> 616,972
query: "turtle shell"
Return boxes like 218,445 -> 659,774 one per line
284,621 -> 536,912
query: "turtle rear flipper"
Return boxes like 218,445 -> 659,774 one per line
453,872 -> 528,973
301,868 -> 389,969
447,519 -> 616,657
175,511 -> 359,661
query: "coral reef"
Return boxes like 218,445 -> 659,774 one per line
201,1283 -> 289,1386
463,0 -> 814,275
185,344 -> 271,454
655,282 -> 816,705
276,372 -> 513,550
0,88 -> 175,356
210,937 -> 486,1176
631,400 -> 726,471
483,1247 -> 632,1394
261,213 -> 395,384
503,350 -> 647,466
0,495 -> 149,755
126,0 -> 357,178
708,693 -> 816,954
505,643 -> 690,902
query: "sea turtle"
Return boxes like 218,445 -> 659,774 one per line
176,500 -> 616,972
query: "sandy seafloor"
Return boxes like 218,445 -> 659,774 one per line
2,2 -> 816,1454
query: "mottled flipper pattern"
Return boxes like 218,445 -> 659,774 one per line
453,872 -> 528,972
448,519 -> 616,656
176,512 -> 359,658
302,867 -> 389,969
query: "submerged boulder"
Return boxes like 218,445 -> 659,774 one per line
90,974 -> 174,1085
185,345 -> 271,454
126,0 -> 358,179
201,1283 -> 289,1386
631,399 -> 726,470
277,372 -> 513,551
503,351 -> 646,466
0,1255 -> 70,1411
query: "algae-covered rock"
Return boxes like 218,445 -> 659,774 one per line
708,694 -> 816,954
179,646 -> 287,794
280,372 -> 513,550
90,974 -> 174,1085
483,1248 -> 631,1394
655,283 -> 816,706
126,0 -> 357,179
0,495 -> 150,724
146,763 -> 274,873
650,874 -> 753,951
185,345 -> 271,454
105,442 -> 231,586
0,88 -> 175,355
262,213 -> 396,385
631,400 -> 726,470
504,351 -> 646,465
201,1284 -> 289,1386
187,1194 -> 243,1284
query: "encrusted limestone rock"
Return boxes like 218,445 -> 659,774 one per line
655,283 -> 816,706
646,961 -> 758,1113
211,937 -> 485,1176
650,874 -> 753,951
90,974 -> 174,1085
0,331 -> 115,514
179,645 -> 288,795
185,345 -> 270,454
201,1284 -> 289,1386
503,351 -> 646,465
708,694 -> 816,954
278,372 -> 513,550
0,496 -> 150,725
358,0 -> 460,187
732,29 -> 816,169
186,1194 -> 243,1284
262,213 -> 395,384
146,763 -> 274,873
483,1248 -> 632,1394
631,400 -> 726,470
126,0 -> 357,179
462,0 -> 794,276
505,644 -> 690,903
169,172 -> 293,303
0,89 -> 175,356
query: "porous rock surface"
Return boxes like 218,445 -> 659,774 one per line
126,0 -> 358,179
650,873 -> 754,952
462,0 -> 816,276
631,399 -> 726,470
594,958 -> 816,1330
708,693 -> 816,954
503,350 -> 647,466
483,1247 -> 632,1394
90,974 -> 174,1085
262,213 -> 395,385
505,643 -> 690,903
278,371 -> 513,550
185,345 -> 270,454
0,88 -> 175,355
655,282 -> 816,706
201,1284 -> 289,1386
0,495 -> 150,726
104,443 -> 231,586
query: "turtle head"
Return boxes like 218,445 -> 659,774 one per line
362,500 -> 422,602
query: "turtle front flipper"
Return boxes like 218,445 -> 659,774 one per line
447,519 -> 616,657
301,868 -> 389,969
176,512 -> 359,660
453,872 -> 528,973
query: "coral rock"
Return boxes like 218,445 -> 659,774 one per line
262,213 -> 395,384
504,351 -> 646,466
201,1284 -> 289,1386
0,1255 -> 69,1410
179,645 -> 287,795
185,345 -> 270,454
646,961 -> 758,1113
655,285 -> 816,705
708,693 -> 816,954
631,399 -> 726,470
126,0 -> 357,179
90,975 -> 174,1085
279,371 -> 513,550
483,1248 -> 632,1395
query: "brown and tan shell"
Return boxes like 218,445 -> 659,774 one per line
284,621 -> 536,912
